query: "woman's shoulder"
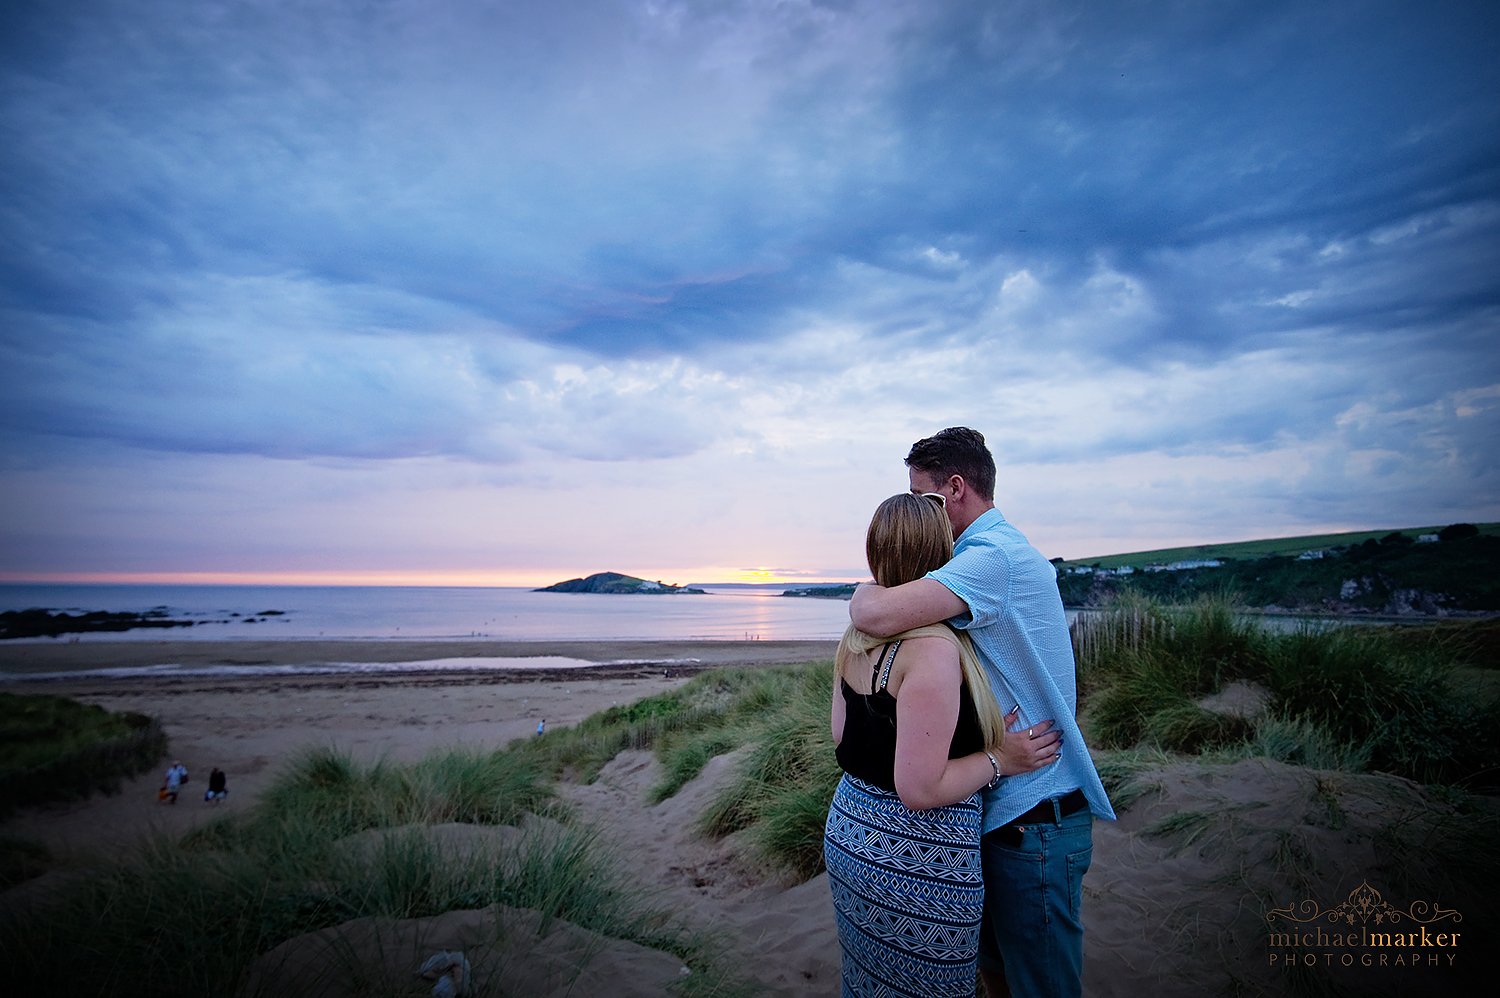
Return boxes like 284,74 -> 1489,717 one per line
886,633 -> 960,698
891,632 -> 960,664
890,623 -> 961,647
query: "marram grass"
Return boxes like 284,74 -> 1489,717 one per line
1076,597 -> 1500,788
0,692 -> 167,814
0,742 -> 752,998
9,612 -> 1493,995
504,661 -> 845,879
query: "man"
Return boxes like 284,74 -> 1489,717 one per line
850,427 -> 1114,998
163,760 -> 188,804
205,766 -> 228,803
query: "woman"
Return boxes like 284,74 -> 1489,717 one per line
824,492 -> 1057,998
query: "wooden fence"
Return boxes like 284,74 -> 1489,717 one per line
1070,608 -> 1173,669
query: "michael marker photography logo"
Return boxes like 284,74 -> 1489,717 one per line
1266,881 -> 1462,972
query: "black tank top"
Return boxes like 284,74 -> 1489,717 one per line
834,639 -> 984,793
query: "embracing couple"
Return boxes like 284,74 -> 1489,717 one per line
824,427 -> 1116,998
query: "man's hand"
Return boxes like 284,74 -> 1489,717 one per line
995,707 -> 1061,776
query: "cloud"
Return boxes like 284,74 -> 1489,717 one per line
0,0 -> 1495,577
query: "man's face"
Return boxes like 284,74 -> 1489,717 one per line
908,467 -> 959,531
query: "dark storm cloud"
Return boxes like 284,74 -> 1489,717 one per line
0,0 -> 1494,494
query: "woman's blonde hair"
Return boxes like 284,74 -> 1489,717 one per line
865,493 -> 953,589
842,493 -> 1006,748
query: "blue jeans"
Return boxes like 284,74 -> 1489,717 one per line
977,805 -> 1093,998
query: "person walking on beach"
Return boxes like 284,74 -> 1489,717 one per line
826,492 -> 1061,998
850,427 -> 1116,998
162,760 -> 188,804
204,767 -> 227,803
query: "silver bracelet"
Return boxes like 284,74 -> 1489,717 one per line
985,751 -> 1002,790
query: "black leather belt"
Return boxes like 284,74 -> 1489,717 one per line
1007,788 -> 1087,827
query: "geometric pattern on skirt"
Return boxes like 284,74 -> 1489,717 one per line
824,773 -> 983,998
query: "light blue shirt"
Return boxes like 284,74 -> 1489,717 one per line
928,508 -> 1116,832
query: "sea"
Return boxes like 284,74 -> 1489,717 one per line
0,582 -> 873,681
0,583 -> 857,643
1,583 -> 1347,682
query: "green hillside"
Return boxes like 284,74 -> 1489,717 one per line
1054,523 -> 1500,570
1055,523 -> 1500,614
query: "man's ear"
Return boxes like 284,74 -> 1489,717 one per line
948,474 -> 966,501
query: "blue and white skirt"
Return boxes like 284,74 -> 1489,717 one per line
824,772 -> 983,998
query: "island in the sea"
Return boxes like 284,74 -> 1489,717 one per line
533,572 -> 706,594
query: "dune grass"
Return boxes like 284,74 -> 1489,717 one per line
10,612 -> 1492,994
1077,597 -> 1500,789
0,744 -> 751,998
252,745 -> 556,837
511,605 -> 1500,884
0,692 -> 167,814
489,662 -> 846,880
695,667 -> 842,881
510,663 -> 836,797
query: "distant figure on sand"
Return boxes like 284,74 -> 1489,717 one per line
162,761 -> 188,804
204,767 -> 227,803
536,719 -> 545,736
825,492 -> 1060,998
852,428 -> 1117,998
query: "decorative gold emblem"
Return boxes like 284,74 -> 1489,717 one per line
1267,881 -> 1462,927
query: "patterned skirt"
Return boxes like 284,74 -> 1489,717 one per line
824,773 -> 983,998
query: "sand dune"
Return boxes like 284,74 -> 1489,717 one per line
3,642 -> 1483,996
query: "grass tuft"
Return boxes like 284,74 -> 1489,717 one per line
0,692 -> 167,814
1074,596 -> 1500,786
688,665 -> 842,878
233,746 -> 554,842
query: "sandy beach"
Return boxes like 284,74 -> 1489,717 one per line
2,639 -> 1482,996
0,639 -> 833,854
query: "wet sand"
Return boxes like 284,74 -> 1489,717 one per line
0,637 -> 837,676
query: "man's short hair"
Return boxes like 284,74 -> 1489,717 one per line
905,427 -> 996,501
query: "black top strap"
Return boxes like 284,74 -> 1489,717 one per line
876,639 -> 902,693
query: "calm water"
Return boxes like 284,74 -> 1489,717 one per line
2,584 -> 1360,647
0,583 -> 855,643
2,584 -> 1362,683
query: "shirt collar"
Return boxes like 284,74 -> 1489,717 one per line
956,506 -> 1005,544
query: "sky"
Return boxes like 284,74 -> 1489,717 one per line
1,0 -> 1497,587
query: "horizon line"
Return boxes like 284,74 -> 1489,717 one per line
0,570 -> 870,588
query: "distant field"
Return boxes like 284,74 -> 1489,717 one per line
1055,522 -> 1500,570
